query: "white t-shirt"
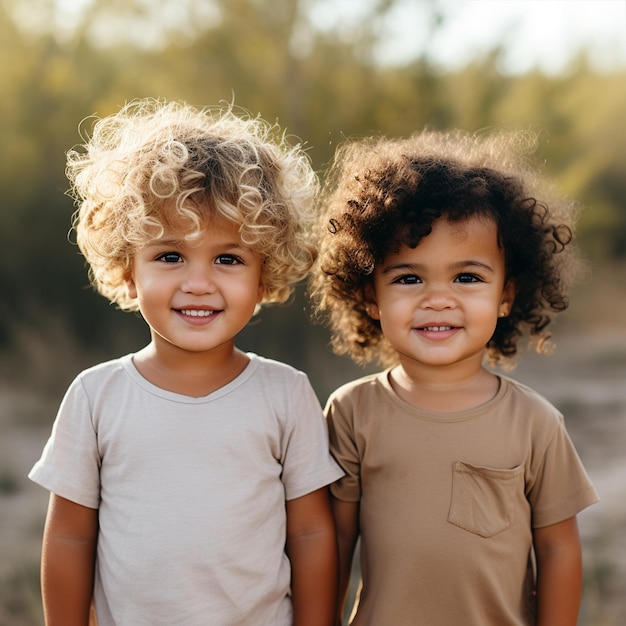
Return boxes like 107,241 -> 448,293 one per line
30,353 -> 343,625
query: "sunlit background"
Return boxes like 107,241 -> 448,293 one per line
1,1 -> 624,624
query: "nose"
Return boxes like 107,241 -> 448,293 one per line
181,263 -> 216,294
421,283 -> 455,311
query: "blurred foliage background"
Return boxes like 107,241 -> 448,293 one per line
0,0 -> 624,402
1,1 -> 625,624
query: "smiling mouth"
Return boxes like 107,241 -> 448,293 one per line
179,309 -> 216,317
421,325 -> 454,332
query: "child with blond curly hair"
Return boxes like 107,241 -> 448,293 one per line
30,99 -> 342,626
310,130 -> 598,626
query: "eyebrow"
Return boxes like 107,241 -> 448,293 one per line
146,238 -> 185,248
381,260 -> 496,274
146,238 -> 248,251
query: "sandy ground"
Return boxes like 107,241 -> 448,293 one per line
512,334 -> 626,624
0,393 -> 51,578
1,331 -> 625,625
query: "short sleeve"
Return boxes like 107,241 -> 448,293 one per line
527,414 -> 599,528
325,393 -> 361,502
280,373 -> 344,501
28,375 -> 101,508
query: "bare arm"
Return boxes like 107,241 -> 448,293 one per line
41,493 -> 99,626
533,516 -> 583,626
331,497 -> 359,626
285,487 -> 338,626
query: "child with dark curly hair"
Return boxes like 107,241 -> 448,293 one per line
310,130 -> 598,626
30,99 -> 342,626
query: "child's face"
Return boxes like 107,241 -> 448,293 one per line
367,215 -> 515,376
125,219 -> 264,358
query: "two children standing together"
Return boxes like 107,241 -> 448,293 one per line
30,99 -> 598,625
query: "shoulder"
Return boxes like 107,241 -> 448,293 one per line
247,353 -> 312,388
74,354 -> 133,386
79,354 -> 130,376
498,375 -> 566,438
248,352 -> 304,375
500,375 -> 562,416
326,370 -> 387,410
71,354 -> 134,393
245,354 -> 321,416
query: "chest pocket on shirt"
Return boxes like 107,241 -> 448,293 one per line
448,461 -> 524,538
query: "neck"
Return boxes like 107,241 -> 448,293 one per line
389,362 -> 499,413
132,341 -> 249,397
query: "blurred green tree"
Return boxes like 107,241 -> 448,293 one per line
0,0 -> 623,396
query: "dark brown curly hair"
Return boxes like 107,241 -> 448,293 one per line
310,129 -> 583,368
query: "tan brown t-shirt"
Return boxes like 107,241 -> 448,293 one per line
326,371 -> 598,626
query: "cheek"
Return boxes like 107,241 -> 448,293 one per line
227,279 -> 263,312
472,299 -> 503,330
375,297 -> 409,326
128,272 -> 170,304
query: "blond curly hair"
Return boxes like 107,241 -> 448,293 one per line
67,98 -> 318,311
310,129 -> 583,368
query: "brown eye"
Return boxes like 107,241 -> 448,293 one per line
158,252 -> 182,263
456,273 -> 481,283
394,274 -> 420,285
215,254 -> 243,265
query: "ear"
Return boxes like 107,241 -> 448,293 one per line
363,283 -> 381,320
256,283 -> 264,304
498,279 -> 516,318
125,272 -> 138,300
